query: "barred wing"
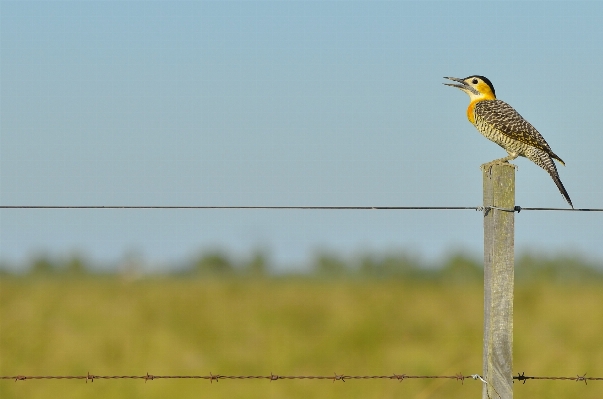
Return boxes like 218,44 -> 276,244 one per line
474,100 -> 553,154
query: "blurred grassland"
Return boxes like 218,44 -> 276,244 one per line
1,276 -> 602,399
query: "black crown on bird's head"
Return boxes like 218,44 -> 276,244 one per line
465,75 -> 496,97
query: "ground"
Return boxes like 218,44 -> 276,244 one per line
1,277 -> 602,399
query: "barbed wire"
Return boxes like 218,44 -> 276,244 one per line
513,372 -> 599,384
1,372 -> 601,384
1,205 -> 602,211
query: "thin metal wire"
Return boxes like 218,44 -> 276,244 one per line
1,205 -> 601,211
519,207 -> 603,211
0,373 -> 472,382
0,206 -> 480,210
1,372 -> 600,383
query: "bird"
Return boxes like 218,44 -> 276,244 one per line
444,75 -> 573,208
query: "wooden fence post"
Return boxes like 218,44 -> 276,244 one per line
482,163 -> 515,399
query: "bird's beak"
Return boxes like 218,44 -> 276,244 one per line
443,76 -> 469,91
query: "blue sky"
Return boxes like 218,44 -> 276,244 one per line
1,1 -> 602,270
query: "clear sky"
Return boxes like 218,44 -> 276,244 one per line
1,1 -> 602,271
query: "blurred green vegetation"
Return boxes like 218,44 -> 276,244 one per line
1,277 -> 602,399
2,250 -> 601,282
1,251 -> 602,399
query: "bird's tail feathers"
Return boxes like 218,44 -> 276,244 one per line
542,155 -> 573,208
550,151 -> 566,167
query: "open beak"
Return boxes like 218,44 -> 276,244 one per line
443,76 -> 469,91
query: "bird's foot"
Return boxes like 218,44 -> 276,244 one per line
480,159 -> 518,176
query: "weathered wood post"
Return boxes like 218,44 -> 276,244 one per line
482,163 -> 515,399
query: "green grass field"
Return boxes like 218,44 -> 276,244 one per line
1,277 -> 602,398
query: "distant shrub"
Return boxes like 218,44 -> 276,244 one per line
192,251 -> 234,275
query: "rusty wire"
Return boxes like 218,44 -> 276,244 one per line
513,372 -> 600,385
1,372 -> 601,384
0,373 -> 465,383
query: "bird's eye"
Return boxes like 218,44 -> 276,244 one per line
472,79 -> 478,84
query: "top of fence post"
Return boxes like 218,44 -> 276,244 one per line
482,163 -> 515,399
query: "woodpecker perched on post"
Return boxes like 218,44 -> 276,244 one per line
444,75 -> 573,208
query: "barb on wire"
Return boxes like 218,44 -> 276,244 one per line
577,373 -> 588,385
514,372 -> 532,384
